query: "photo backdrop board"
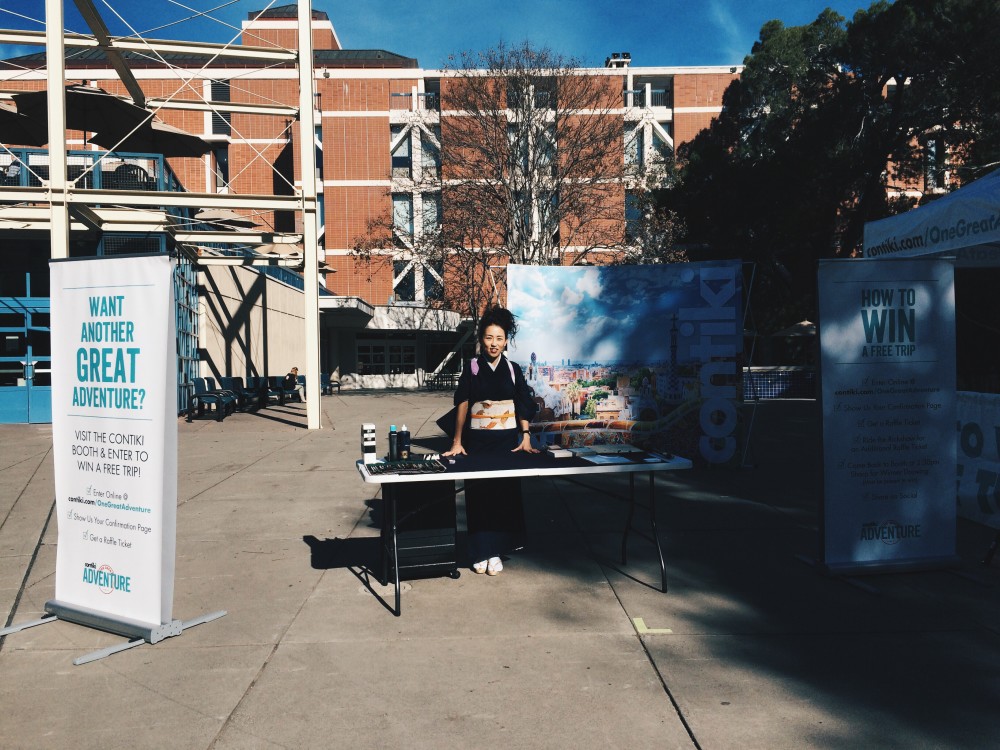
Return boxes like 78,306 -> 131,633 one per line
818,257 -> 956,572
507,262 -> 743,465
49,255 -> 177,629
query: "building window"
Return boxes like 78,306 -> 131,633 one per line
422,78 -> 441,111
651,127 -> 671,162
423,261 -> 444,302
625,124 -> 643,166
357,339 -> 416,375
210,80 -> 231,136
393,260 -> 416,302
421,126 -> 441,178
925,137 -> 946,191
421,191 -> 442,233
625,191 -> 642,240
393,259 -> 444,303
212,145 -> 229,193
540,125 -> 557,177
507,125 -> 529,174
392,193 -> 413,244
390,125 -> 411,179
508,78 -> 555,109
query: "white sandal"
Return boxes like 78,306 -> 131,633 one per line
473,560 -> 488,574
486,557 -> 503,576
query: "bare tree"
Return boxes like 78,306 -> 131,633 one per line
441,42 -> 627,268
353,41 -> 680,322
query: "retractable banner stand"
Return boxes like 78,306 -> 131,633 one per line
48,255 -> 179,640
818,258 -> 957,572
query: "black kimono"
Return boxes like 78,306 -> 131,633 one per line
453,354 -> 538,562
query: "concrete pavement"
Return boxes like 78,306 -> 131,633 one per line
1,393 -> 999,749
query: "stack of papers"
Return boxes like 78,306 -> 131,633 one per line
581,453 -> 633,465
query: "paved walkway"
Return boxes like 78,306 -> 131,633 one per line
1,393 -> 999,749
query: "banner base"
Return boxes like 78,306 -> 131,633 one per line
2,606 -> 226,665
45,599 -> 181,643
0,613 -> 57,638
819,555 -> 961,577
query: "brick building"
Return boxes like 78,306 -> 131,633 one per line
0,3 -> 741,420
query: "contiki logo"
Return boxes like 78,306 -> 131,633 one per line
81,561 -> 132,594
859,520 -> 922,545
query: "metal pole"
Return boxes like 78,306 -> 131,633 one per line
45,0 -> 69,260
297,0 -> 322,429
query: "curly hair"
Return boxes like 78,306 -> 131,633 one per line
478,306 -> 518,343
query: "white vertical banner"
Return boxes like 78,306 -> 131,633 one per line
818,258 -> 956,572
50,255 -> 177,628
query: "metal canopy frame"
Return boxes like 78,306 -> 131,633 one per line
3,0 -> 322,429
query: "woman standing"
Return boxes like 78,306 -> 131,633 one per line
443,307 -> 538,575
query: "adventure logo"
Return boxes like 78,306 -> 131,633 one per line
859,520 -> 922,545
82,561 -> 132,594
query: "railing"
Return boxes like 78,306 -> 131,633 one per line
507,91 -> 555,110
417,92 -> 440,111
0,147 -> 174,191
622,89 -> 671,109
0,147 -> 202,229
259,264 -> 335,296
650,89 -> 671,107
390,92 -> 441,112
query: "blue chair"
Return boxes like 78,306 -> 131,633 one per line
321,372 -> 340,395
205,377 -> 238,414
188,377 -> 232,422
281,375 -> 303,403
219,376 -> 261,411
245,376 -> 273,407
265,376 -> 292,405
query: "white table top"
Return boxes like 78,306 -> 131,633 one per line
356,452 -> 692,484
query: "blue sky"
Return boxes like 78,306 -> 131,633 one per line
1,0 -> 879,68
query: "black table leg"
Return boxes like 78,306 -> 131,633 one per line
622,473 -> 636,565
619,471 -> 668,593
379,487 -> 390,587
391,490 -> 401,616
648,472 -> 667,593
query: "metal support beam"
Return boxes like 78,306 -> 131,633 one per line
45,0 -> 68,260
0,30 -> 298,61
145,98 -> 298,117
298,0 -> 322,430
0,186 -> 304,212
72,0 -> 146,107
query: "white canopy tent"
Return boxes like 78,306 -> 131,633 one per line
862,168 -> 1000,533
863,168 -> 1000,265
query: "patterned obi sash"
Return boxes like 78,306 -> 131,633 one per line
469,399 -> 517,430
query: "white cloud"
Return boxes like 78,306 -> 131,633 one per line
707,0 -> 749,63
577,267 -> 602,299
561,286 -> 583,306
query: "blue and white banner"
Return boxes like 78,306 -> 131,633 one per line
50,255 -> 177,627
818,258 -> 956,571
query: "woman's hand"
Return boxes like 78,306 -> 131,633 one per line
443,442 -> 466,457
512,432 -> 539,454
